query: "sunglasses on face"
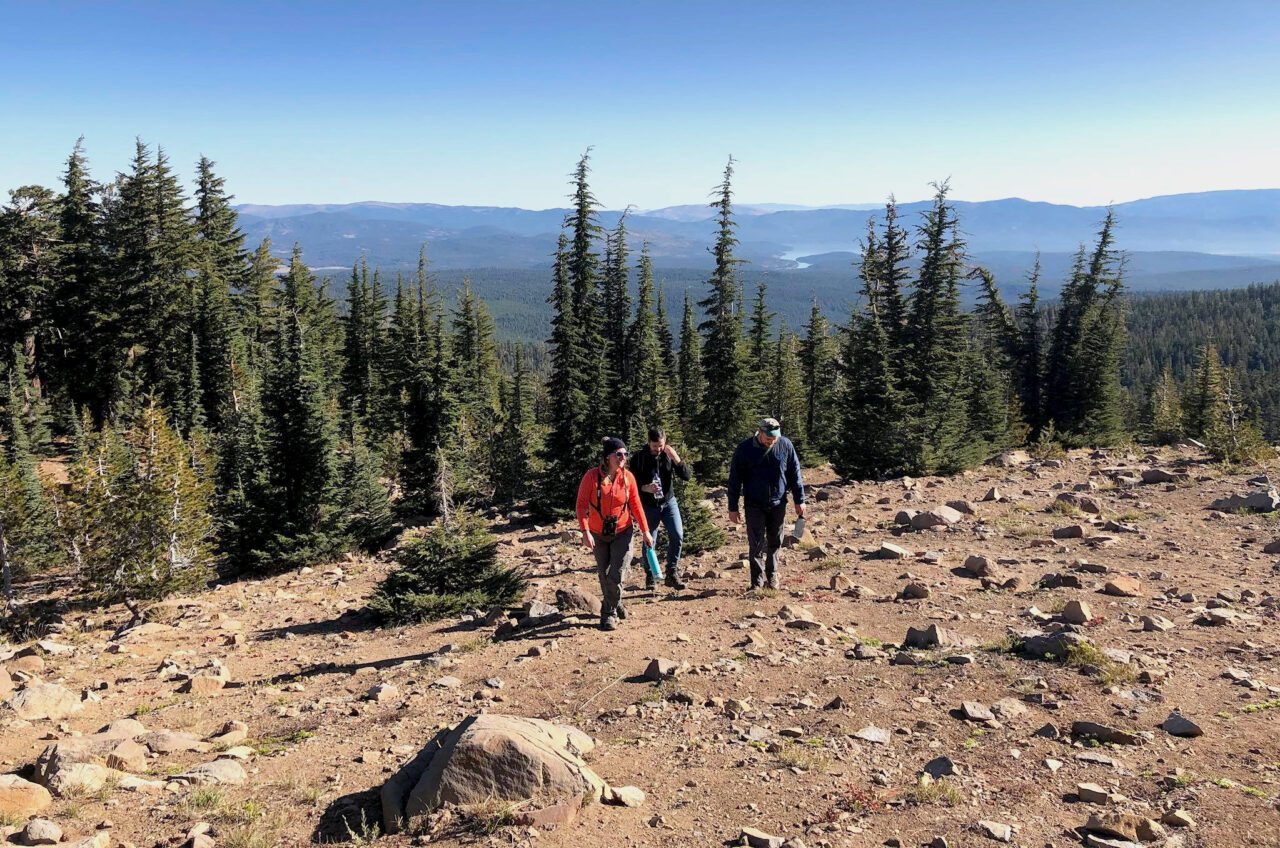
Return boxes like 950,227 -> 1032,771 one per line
612,450 -> 628,458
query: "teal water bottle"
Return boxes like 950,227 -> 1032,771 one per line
643,544 -> 661,581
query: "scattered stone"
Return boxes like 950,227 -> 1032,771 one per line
1263,539 -> 1280,555
142,731 -> 209,754
555,586 -> 603,617
644,658 -> 684,681
1072,721 -> 1140,746
977,819 -> 1012,842
606,785 -> 646,807
367,683 -> 400,703
1057,492 -> 1103,514
911,506 -> 964,530
1053,524 -> 1088,539
945,499 -> 976,515
981,487 -> 1005,502
1141,615 -> 1174,633
21,818 -> 62,845
875,542 -> 911,560
180,759 -> 247,786
1062,599 -> 1094,624
961,701 -> 995,723
853,726 -> 889,745
829,573 -> 852,592
900,582 -> 931,600
1161,809 -> 1195,828
1209,489 -> 1280,514
740,826 -> 785,848
106,739 -> 148,773
961,555 -> 998,578
432,675 -> 462,689
904,624 -> 965,649
923,756 -> 957,778
1160,711 -> 1203,737
1076,782 -> 1110,804
1103,576 -> 1141,597
1084,811 -> 1145,842
1022,630 -> 1090,660
1141,468 -> 1180,484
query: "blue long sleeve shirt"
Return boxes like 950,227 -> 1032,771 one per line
727,434 -> 805,512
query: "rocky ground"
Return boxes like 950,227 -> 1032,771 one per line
3,446 -> 1280,848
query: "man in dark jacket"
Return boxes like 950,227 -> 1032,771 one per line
628,427 -> 692,590
727,417 -> 806,590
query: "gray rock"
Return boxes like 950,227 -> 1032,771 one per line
853,726 -> 889,745
21,818 -> 63,845
7,683 -> 83,721
875,542 -> 911,560
1141,468 -> 1181,484
0,773 -> 52,818
1208,489 -> 1280,514
383,715 -> 605,834
978,819 -> 1012,842
741,826 -> 785,848
180,759 -> 247,785
961,701 -> 994,722
644,658 -> 684,682
555,586 -> 603,617
904,624 -> 964,649
923,756 -> 957,778
1160,711 -> 1203,738
1052,524 -> 1088,539
1021,630 -> 1090,660
1062,599 -> 1094,624
911,506 -> 964,530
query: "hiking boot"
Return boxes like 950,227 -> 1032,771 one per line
644,573 -> 656,591
766,573 -> 780,591
665,573 -> 687,590
600,615 -> 619,631
749,579 -> 764,591
615,602 -> 627,620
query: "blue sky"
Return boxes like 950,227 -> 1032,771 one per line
2,1 -> 1277,208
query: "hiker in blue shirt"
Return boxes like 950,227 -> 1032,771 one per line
727,417 -> 806,590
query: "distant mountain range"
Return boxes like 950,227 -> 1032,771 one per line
235,189 -> 1280,276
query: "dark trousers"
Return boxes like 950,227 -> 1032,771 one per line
642,497 -> 684,578
745,502 -> 786,587
592,525 -> 634,618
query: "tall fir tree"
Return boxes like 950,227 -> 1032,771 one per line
696,157 -> 748,474
493,346 -> 538,503
745,281 -> 774,417
449,277 -> 501,500
1183,342 -> 1226,439
833,218 -> 911,478
769,330 -> 807,454
797,300 -> 835,462
602,210 -> 633,434
260,247 -> 344,567
902,182 -> 974,472
1146,366 -> 1183,445
52,139 -> 106,415
626,244 -> 668,443
676,291 -> 704,452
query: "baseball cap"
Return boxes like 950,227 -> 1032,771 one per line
758,417 -> 781,437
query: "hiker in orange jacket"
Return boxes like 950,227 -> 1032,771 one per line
576,437 -> 654,631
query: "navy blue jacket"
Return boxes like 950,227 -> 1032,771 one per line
727,434 -> 805,512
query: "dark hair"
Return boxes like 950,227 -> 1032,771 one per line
647,427 -> 666,443
601,436 -> 626,457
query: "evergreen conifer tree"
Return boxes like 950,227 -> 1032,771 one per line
64,402 -> 214,620
626,244 -> 667,443
602,210 -> 633,433
260,247 -> 343,567
494,346 -> 538,503
769,330 -> 807,454
1184,342 -> 1225,439
676,291 -> 704,451
52,139 -> 106,415
696,157 -> 748,473
1147,367 -> 1183,445
798,300 -> 835,462
745,281 -> 774,415
902,182 -> 973,472
833,219 -> 911,479
336,421 -> 395,552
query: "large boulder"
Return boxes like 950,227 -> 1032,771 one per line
383,714 -> 610,834
1208,489 -> 1280,514
7,683 -> 83,721
0,773 -> 52,817
910,506 -> 964,530
34,738 -> 122,796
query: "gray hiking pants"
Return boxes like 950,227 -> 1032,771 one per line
593,524 -> 635,618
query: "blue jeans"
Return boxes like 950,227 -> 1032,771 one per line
643,497 -> 684,578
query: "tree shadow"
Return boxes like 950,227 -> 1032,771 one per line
254,607 -> 380,641
313,785 -> 383,844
